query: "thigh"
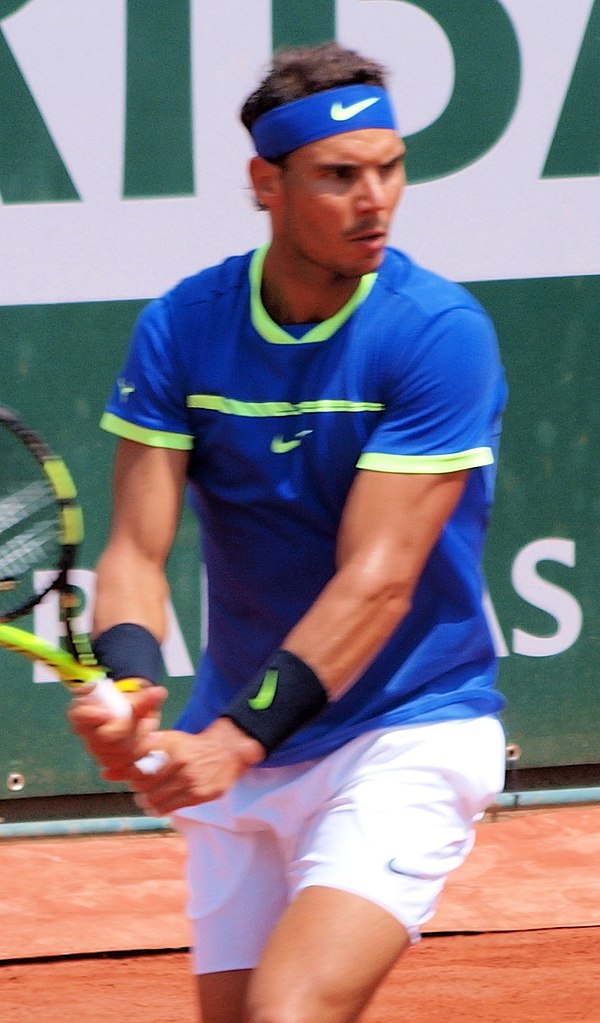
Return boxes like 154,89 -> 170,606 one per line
246,885 -> 410,1023
245,717 -> 504,1023
291,715 -> 505,942
175,815 -> 289,974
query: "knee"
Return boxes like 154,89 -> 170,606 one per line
244,980 -> 330,1023
244,996 -> 302,1023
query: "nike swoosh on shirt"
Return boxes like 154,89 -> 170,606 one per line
270,430 -> 313,454
117,377 -> 135,401
248,668 -> 279,710
330,97 -> 381,121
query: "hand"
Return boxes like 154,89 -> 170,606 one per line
67,685 -> 168,780
129,718 -> 265,816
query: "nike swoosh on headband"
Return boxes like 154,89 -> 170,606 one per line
330,96 -> 381,121
251,86 -> 397,160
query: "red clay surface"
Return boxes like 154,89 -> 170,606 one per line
3,930 -> 600,1022
2,804 -> 600,1021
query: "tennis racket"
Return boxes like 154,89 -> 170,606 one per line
0,405 -> 164,773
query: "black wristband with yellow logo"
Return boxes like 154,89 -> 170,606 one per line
220,649 -> 328,753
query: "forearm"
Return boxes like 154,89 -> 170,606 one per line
92,440 -> 187,642
282,559 -> 413,698
283,467 -> 468,698
93,543 -> 171,642
219,557 -> 413,757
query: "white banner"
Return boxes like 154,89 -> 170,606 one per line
0,0 -> 598,306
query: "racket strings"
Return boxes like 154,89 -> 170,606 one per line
0,476 -> 60,576
0,480 -> 56,532
0,409 -> 82,632
0,426 -> 65,618
0,517 -> 61,581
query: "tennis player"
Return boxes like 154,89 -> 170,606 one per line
69,42 -> 508,1023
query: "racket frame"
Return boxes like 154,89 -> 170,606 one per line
0,409 -> 164,775
0,622 -> 166,774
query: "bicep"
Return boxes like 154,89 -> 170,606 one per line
93,440 -> 189,636
337,467 -> 468,589
283,468 -> 468,692
108,439 -> 189,564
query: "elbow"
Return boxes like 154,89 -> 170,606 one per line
377,578 -> 414,624
351,561 -> 416,625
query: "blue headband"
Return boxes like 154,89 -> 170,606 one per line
251,84 -> 398,160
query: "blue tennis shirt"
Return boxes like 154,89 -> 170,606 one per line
101,245 -> 508,766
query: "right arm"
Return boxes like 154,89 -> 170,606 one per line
93,438 -> 188,639
71,436 -> 263,789
68,438 -> 188,774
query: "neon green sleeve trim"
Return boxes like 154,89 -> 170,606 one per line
100,412 -> 194,450
356,447 -> 494,473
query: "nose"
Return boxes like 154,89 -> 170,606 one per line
355,169 -> 386,211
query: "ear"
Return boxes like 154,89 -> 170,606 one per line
249,156 -> 282,211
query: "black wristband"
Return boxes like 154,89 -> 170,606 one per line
220,649 -> 328,753
92,623 -> 163,685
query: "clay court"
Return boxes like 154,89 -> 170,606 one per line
2,803 -> 600,1022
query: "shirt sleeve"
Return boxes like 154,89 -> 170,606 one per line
100,296 -> 194,450
357,306 -> 506,474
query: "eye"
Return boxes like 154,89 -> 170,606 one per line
335,166 -> 356,181
320,165 -> 357,183
380,156 -> 404,178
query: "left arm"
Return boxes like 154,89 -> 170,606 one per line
133,467 -> 466,815
282,466 -> 468,693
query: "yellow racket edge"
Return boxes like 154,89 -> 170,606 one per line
0,623 -> 104,689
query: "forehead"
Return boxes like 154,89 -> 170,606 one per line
291,128 -> 405,167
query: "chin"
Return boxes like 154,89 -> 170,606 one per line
357,251 -> 386,275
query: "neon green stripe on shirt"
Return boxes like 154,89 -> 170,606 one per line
357,447 -> 494,473
185,396 -> 384,417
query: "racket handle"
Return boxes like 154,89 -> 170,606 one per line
80,675 -> 168,775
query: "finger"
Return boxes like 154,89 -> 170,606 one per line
129,686 -> 168,721
134,788 -> 193,817
134,790 -> 177,817
67,700 -> 114,729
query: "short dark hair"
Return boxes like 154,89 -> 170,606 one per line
240,42 -> 388,133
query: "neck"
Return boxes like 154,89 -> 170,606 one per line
261,243 -> 362,324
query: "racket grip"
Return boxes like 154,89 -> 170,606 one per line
81,675 -> 168,775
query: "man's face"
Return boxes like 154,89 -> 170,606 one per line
273,128 -> 406,280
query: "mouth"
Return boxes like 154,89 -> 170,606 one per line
347,224 -> 387,247
348,230 -> 387,255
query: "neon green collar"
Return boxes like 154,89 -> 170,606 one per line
249,244 -> 377,345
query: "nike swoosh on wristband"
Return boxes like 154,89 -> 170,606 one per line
248,668 -> 279,710
330,97 -> 381,121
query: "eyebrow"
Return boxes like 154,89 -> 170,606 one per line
315,151 -> 406,172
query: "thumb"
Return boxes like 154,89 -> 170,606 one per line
129,684 -> 169,720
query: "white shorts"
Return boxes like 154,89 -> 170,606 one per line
173,715 -> 505,974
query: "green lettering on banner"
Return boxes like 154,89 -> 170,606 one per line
0,2 -> 79,203
124,0 -> 193,197
270,0 -> 519,184
543,0 -> 600,178
398,0 -> 520,183
0,1 -> 30,17
272,0 -> 334,49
